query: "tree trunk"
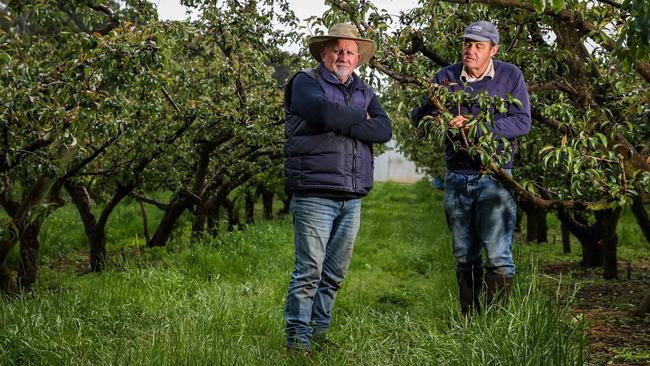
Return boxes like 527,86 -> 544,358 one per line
149,198 -> 192,247
150,206 -> 187,247
0,176 -> 54,277
0,238 -> 18,292
631,197 -> 650,245
597,208 -> 621,280
515,205 -> 523,233
192,199 -> 208,239
245,190 -> 255,224
558,210 -> 603,267
558,208 -> 621,279
0,262 -> 17,295
17,220 -> 42,291
66,181 -> 106,272
278,193 -> 291,217
223,198 -> 240,231
261,189 -> 273,220
561,222 -> 571,254
521,201 -> 548,243
138,199 -> 151,243
636,290 -> 650,316
207,204 -> 220,234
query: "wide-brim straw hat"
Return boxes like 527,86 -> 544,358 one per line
308,23 -> 376,65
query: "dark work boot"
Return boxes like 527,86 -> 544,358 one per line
485,273 -> 513,307
457,268 -> 483,315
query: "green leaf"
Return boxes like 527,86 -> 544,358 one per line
531,0 -> 546,13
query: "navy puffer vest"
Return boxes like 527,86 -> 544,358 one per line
284,65 -> 375,196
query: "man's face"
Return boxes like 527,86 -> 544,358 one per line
462,40 -> 499,77
320,39 -> 361,83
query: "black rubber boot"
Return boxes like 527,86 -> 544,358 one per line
485,272 -> 513,307
457,267 -> 483,315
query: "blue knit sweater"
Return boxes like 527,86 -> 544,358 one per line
412,60 -> 531,173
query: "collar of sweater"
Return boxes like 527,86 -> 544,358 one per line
461,58 -> 495,83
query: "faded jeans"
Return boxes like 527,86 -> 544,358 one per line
284,195 -> 361,350
444,170 -> 517,278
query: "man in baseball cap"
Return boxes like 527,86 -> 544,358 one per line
412,20 -> 531,316
461,20 -> 500,45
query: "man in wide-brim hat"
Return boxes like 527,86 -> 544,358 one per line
282,23 -> 392,354
307,23 -> 376,69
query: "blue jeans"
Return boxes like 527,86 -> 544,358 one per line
444,170 -> 517,278
284,196 -> 361,350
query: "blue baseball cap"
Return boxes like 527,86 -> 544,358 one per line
461,21 -> 499,45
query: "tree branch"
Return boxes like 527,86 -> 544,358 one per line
403,31 -> 451,67
369,59 -> 427,87
0,138 -> 53,173
492,165 -> 612,210
594,0 -> 622,8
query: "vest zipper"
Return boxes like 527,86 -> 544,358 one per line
352,140 -> 357,190
344,87 -> 357,192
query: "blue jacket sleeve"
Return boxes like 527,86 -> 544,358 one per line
289,73 -> 365,132
343,95 -> 392,143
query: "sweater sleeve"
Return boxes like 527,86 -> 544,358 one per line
411,72 -> 446,124
481,68 -> 531,140
343,95 -> 392,143
411,95 -> 436,124
289,73 -> 365,132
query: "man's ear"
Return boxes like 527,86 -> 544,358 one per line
490,44 -> 500,57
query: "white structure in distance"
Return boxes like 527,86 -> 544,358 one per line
374,140 -> 426,183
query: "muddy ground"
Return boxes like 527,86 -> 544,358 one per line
542,261 -> 650,366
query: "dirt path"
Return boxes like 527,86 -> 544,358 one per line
543,261 -> 650,365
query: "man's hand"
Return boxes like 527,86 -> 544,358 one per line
449,115 -> 469,132
366,112 -> 371,120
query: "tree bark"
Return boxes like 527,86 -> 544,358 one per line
148,192 -> 193,247
207,204 -> 220,234
261,188 -> 273,220
278,193 -> 291,218
0,262 -> 17,295
636,290 -> 650,316
631,197 -> 650,245
245,190 -> 255,224
558,210 -> 603,267
561,222 -> 571,254
597,209 -> 621,280
65,181 -> 105,271
520,200 -> 548,243
138,199 -> 151,243
17,220 -> 42,291
192,200 -> 208,238
558,208 -> 621,279
223,198 -> 240,231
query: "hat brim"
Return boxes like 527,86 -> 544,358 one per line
460,34 -> 496,44
308,36 -> 376,65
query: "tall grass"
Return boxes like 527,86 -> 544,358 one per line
1,181 -> 586,365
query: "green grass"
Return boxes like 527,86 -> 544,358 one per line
1,181 -> 589,365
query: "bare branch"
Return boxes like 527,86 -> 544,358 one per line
161,86 -> 181,114
594,0 -> 622,9
87,4 -> 113,17
403,31 -> 451,67
491,165 -> 613,210
369,59 -> 427,87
